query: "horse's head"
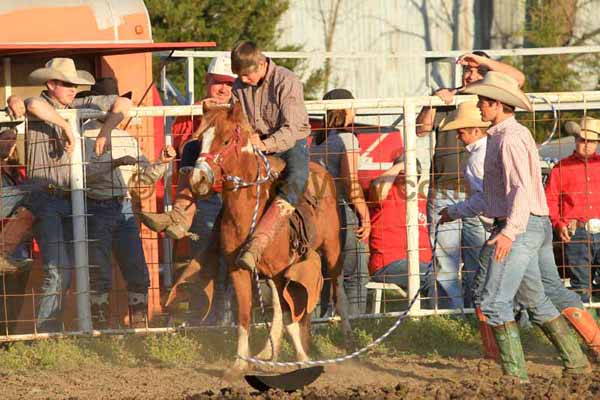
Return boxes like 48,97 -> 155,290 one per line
189,102 -> 255,197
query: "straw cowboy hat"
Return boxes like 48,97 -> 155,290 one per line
29,58 -> 95,85
462,71 -> 533,112
565,116 -> 600,141
440,101 -> 491,131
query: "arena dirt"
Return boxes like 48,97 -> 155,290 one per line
3,353 -> 600,399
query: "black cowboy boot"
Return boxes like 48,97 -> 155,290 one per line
238,197 -> 294,272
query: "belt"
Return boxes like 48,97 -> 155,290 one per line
46,185 -> 70,200
569,219 -> 600,234
87,196 -> 126,204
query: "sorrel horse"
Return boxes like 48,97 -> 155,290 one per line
189,103 -> 350,370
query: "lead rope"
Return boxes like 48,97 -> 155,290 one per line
237,218 -> 439,368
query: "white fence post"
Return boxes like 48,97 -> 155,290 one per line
403,99 -> 421,314
68,109 -> 92,332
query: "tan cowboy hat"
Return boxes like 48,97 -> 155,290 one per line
462,71 -> 533,112
564,116 -> 600,141
440,101 -> 491,131
29,58 -> 95,85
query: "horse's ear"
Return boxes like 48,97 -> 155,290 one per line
192,107 -> 223,140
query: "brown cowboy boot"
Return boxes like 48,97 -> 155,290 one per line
139,174 -> 197,240
0,207 -> 34,274
476,306 -> 500,360
562,307 -> 600,360
238,197 -> 295,272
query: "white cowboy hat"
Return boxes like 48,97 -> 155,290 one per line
462,71 -> 533,112
29,58 -> 95,85
565,116 -> 600,141
440,101 -> 491,131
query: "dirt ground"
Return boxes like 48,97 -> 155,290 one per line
3,353 -> 600,400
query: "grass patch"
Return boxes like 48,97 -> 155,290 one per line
0,315 -> 564,373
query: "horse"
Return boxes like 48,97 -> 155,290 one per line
186,102 -> 351,371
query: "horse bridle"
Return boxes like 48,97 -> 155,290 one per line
195,125 -> 274,193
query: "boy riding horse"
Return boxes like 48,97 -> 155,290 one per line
142,41 -> 311,272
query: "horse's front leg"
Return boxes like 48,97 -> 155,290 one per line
284,311 -> 310,362
230,267 -> 253,372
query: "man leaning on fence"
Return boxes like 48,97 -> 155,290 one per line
7,58 -> 132,333
83,119 -> 176,328
465,71 -> 590,382
416,51 -> 525,309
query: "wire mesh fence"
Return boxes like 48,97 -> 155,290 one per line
1,92 -> 600,341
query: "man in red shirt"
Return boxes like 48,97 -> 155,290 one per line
546,117 -> 600,304
141,55 -> 235,240
368,158 -> 433,298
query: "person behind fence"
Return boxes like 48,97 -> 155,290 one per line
436,101 -> 491,311
416,51 -> 525,310
83,125 -> 175,328
310,88 -> 370,317
464,71 -> 591,382
140,55 -> 236,325
0,127 -> 35,274
546,117 -> 600,304
7,57 -> 132,332
367,157 -> 433,302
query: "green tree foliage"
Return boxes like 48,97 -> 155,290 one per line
508,0 -> 600,142
145,0 -> 323,100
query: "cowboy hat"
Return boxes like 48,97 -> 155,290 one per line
462,71 -> 533,112
564,116 -> 600,141
75,77 -> 132,99
440,101 -> 491,131
29,58 -> 95,85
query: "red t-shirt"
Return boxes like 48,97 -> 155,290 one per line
368,180 -> 432,275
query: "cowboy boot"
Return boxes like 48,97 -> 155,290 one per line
127,292 -> 148,329
492,321 -> 529,382
476,306 -> 500,360
541,315 -> 591,375
562,307 -> 600,360
139,175 -> 197,240
238,197 -> 295,272
90,292 -> 110,330
0,207 -> 34,274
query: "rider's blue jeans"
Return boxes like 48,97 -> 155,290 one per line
274,138 -> 309,206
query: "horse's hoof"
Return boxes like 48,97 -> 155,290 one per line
254,349 -> 276,362
222,365 -> 246,382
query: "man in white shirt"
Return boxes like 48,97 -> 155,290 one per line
437,101 -> 496,358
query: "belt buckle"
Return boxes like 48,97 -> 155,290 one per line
586,219 -> 600,234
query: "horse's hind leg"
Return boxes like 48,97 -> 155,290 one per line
255,279 -> 283,361
284,311 -> 310,362
230,268 -> 253,371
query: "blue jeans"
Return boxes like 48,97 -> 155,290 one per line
562,227 -> 600,303
427,188 -> 466,309
480,216 -> 560,326
26,192 -> 74,332
476,218 -> 583,314
371,259 -> 433,300
87,198 -> 149,294
275,138 -> 309,206
320,202 -> 369,316
461,216 -> 489,308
